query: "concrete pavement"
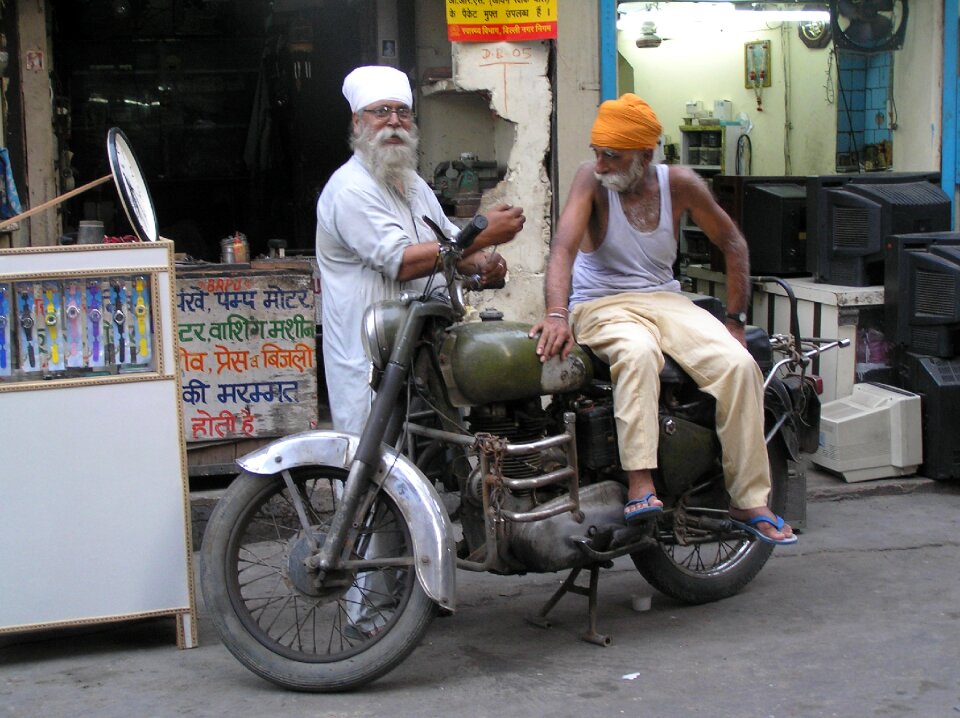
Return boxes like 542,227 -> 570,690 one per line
3,469 -> 959,718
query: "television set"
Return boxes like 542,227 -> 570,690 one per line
817,181 -> 951,287
885,233 -> 960,357
742,183 -> 808,275
898,352 -> 960,480
806,172 -> 943,282
711,175 -> 806,273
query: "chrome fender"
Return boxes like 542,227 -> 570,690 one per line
237,430 -> 456,611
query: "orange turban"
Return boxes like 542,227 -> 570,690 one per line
590,93 -> 662,150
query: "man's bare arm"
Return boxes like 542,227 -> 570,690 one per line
671,166 -> 751,342
530,162 -> 596,361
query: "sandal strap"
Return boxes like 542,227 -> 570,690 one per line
625,492 -> 658,508
742,514 -> 785,531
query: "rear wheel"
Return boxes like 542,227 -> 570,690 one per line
200,467 -> 435,692
631,439 -> 789,604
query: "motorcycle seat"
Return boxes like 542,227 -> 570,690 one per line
580,324 -> 772,385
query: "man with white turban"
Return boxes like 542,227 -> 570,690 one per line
317,65 -> 524,434
530,94 -> 796,545
315,66 -> 525,637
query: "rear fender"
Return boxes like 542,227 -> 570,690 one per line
237,430 -> 457,611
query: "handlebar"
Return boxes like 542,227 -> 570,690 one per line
456,214 -> 488,250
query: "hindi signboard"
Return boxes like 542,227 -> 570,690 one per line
446,0 -> 557,42
176,267 -> 319,443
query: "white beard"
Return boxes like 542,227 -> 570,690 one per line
353,122 -> 420,197
596,154 -> 645,193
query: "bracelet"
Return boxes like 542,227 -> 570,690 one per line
546,306 -> 569,314
546,312 -> 568,320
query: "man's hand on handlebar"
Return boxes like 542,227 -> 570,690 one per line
529,313 -> 576,364
478,204 -> 525,249
477,251 -> 507,287
458,251 -> 507,289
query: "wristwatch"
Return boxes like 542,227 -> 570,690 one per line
725,311 -> 747,326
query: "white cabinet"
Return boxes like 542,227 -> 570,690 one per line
0,241 -> 196,648
686,265 -> 884,403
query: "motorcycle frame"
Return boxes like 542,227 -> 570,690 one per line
232,226 -> 850,615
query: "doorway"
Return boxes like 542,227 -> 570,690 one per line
49,0 -> 387,260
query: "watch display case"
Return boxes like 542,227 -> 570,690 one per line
0,241 -> 196,647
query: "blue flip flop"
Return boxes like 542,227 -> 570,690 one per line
729,514 -> 798,546
624,493 -> 663,524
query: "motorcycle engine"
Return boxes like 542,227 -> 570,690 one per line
467,399 -> 550,482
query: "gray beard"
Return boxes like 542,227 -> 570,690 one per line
353,123 -> 420,196
596,154 -> 645,193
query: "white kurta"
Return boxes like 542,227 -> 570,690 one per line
315,155 -> 458,434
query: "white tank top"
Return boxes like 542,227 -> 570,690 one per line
569,163 -> 680,307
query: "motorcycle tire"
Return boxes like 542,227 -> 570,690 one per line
200,467 -> 436,692
630,438 -> 789,605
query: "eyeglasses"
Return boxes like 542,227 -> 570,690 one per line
592,147 -> 623,161
363,106 -> 414,121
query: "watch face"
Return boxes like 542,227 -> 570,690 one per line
107,127 -> 158,242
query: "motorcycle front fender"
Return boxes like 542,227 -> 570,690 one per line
237,430 -> 457,611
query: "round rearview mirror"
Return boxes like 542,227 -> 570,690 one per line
107,127 -> 158,242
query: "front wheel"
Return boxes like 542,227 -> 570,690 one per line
630,438 -> 789,604
200,467 -> 435,692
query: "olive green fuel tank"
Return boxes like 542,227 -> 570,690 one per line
437,320 -> 594,408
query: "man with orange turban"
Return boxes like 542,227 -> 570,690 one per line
530,94 -> 796,545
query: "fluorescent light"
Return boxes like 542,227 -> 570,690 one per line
738,9 -> 830,22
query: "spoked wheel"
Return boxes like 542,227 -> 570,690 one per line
631,439 -> 789,604
200,467 -> 435,692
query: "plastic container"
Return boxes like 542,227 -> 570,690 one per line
78,220 -> 104,245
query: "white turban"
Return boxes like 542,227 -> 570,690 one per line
342,65 -> 413,114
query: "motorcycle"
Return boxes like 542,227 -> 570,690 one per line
199,214 -> 848,692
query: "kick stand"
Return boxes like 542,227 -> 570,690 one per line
526,563 -> 611,646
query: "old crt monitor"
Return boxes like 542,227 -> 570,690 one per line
806,172 -> 942,282
899,353 -> 960,480
742,183 -> 807,275
812,382 -> 922,483
885,232 -> 960,357
817,181 -> 951,287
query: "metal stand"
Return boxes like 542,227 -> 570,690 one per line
526,563 -> 612,647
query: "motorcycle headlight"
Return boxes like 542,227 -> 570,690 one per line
361,299 -> 405,371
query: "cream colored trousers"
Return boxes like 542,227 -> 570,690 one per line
571,291 -> 771,509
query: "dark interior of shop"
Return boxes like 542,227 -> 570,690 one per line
49,0 -> 404,261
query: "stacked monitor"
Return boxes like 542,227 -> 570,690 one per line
742,183 -> 808,275
884,232 -> 960,480
805,172 -> 948,286
722,172 -> 948,284
818,180 -> 950,286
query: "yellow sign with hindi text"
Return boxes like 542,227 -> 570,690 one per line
446,0 -> 557,42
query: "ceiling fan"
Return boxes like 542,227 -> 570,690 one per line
831,0 -> 908,52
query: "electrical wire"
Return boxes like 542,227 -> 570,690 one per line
824,49 -> 836,105
834,51 -> 862,173
781,23 -> 792,175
